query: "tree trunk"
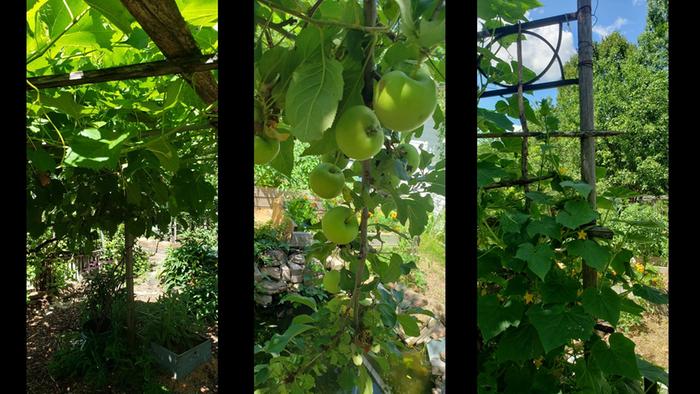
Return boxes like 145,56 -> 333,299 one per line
124,223 -> 135,348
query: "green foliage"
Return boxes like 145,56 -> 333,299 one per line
48,294 -> 166,392
159,238 -> 218,323
284,196 -> 319,230
101,224 -> 151,278
553,31 -> 668,195
254,140 -> 320,190
142,291 -> 207,352
476,1 -> 668,390
254,222 -> 290,257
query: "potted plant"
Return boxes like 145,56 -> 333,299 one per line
143,292 -> 212,379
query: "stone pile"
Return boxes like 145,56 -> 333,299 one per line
254,248 -> 322,306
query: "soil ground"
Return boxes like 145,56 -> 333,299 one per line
625,266 -> 669,371
26,238 -> 218,394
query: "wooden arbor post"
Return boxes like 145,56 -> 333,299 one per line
577,0 -> 597,290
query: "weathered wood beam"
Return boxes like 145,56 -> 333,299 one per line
26,54 -> 218,90
120,0 -> 218,107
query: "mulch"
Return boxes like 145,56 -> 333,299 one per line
26,282 -> 219,393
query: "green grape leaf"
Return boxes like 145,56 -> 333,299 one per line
64,128 -> 129,170
85,0 -> 134,33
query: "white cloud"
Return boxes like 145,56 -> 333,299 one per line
484,23 -> 577,83
632,0 -> 644,6
592,17 -> 628,39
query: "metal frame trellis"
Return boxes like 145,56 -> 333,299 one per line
477,12 -> 579,98
476,0 -> 639,350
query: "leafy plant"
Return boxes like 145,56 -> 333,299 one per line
101,224 -> 151,278
285,196 -> 319,231
254,222 -> 290,257
476,0 -> 669,390
142,292 -> 207,353
159,238 -> 218,323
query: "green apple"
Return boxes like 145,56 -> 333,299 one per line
371,343 -> 381,353
336,105 -> 384,160
396,143 -> 420,173
322,206 -> 359,244
352,353 -> 363,366
309,163 -> 345,199
374,69 -> 437,132
322,150 -> 349,169
254,135 -> 280,164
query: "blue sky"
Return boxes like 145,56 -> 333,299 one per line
478,0 -> 650,122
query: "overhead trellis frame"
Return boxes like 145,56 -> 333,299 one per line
26,0 -> 219,126
26,53 -> 218,90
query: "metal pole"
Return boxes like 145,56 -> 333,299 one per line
578,1 -> 597,288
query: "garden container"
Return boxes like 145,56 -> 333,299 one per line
150,336 -> 212,379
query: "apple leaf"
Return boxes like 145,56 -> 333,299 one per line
323,270 -> 340,293
265,323 -> 315,354
269,138 -> 295,177
397,313 -> 420,337
285,58 -> 344,142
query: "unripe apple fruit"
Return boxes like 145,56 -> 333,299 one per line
396,143 -> 420,173
336,105 -> 384,160
374,69 -> 437,132
309,163 -> 345,199
352,353 -> 363,366
254,135 -> 280,164
322,206 -> 359,244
